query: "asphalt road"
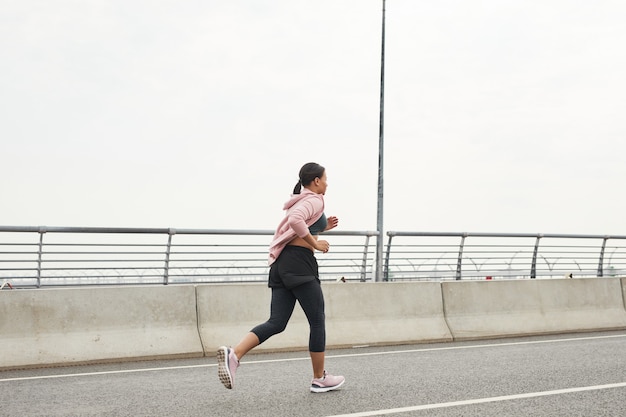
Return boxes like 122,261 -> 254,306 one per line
2,331 -> 625,417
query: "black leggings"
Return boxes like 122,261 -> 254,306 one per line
250,279 -> 326,352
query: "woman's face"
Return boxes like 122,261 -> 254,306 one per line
314,171 -> 328,195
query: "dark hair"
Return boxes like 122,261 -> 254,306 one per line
293,162 -> 325,194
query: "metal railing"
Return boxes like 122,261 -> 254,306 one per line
0,226 -> 377,287
1,227 -> 625,287
384,232 -> 626,281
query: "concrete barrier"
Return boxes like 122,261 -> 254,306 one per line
3,278 -> 625,369
196,282 -> 452,354
323,282 -> 452,347
442,278 -> 626,340
0,286 -> 203,369
196,284 -> 297,353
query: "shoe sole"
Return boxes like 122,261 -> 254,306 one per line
217,347 -> 233,389
310,378 -> 345,393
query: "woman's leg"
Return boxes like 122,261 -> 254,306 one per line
309,351 -> 325,379
232,332 -> 259,361
236,287 -> 297,360
292,280 -> 326,378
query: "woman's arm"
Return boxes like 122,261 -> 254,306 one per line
325,216 -> 339,231
302,233 -> 329,253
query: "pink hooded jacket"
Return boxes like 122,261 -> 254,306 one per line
268,188 -> 325,265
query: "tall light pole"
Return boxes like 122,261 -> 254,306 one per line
375,0 -> 386,282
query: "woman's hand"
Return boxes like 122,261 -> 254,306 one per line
315,239 -> 330,253
325,216 -> 339,231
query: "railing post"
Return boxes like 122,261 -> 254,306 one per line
383,233 -> 393,281
456,234 -> 467,280
531,235 -> 542,279
164,229 -> 176,285
597,236 -> 608,277
37,227 -> 47,288
360,235 -> 371,282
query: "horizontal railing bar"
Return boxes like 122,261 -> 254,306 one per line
0,268 -> 38,271
388,231 -> 626,239
0,226 -> 377,236
39,244 -> 168,248
40,253 -> 167,256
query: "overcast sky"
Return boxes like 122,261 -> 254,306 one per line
2,0 -> 625,235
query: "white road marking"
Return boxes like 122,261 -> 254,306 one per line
325,382 -> 626,417
333,333 -> 626,360
1,333 -> 624,383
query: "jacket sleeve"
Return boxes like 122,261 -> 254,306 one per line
287,196 -> 324,238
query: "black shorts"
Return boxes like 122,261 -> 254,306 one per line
268,245 -> 319,289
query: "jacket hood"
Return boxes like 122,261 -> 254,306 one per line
282,189 -> 322,210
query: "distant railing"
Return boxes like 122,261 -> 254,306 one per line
384,232 -> 626,281
1,227 -> 625,288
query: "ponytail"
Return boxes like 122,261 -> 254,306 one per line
293,180 -> 302,194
